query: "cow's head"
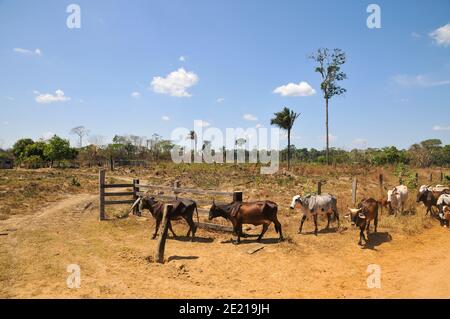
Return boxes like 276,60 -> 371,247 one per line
289,195 -> 302,209
139,196 -> 157,211
208,200 -> 227,220
417,185 -> 430,202
345,208 -> 366,227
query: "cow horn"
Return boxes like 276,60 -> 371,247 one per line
129,197 -> 142,214
349,208 -> 361,213
358,213 -> 366,219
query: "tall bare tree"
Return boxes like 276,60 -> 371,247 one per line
270,107 -> 300,170
70,126 -> 89,147
310,48 -> 347,165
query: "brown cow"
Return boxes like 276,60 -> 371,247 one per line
131,196 -> 199,240
345,198 -> 379,246
208,200 -> 283,244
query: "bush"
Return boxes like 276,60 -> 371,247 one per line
22,155 -> 44,169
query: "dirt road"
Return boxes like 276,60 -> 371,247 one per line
1,193 -> 449,298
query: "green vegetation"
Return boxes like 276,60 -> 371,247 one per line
10,135 -> 77,168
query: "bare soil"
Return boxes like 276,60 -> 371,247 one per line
0,165 -> 449,298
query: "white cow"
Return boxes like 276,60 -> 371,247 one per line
437,194 -> 450,220
290,193 -> 339,235
387,185 -> 408,216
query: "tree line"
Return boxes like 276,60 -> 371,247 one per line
1,134 -> 449,169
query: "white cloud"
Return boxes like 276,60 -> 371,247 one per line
351,138 -> 368,149
392,74 -> 450,87
161,115 -> 170,121
255,124 -> 263,128
131,91 -> 141,99
273,81 -> 316,97
42,132 -> 55,140
179,56 -> 186,62
151,68 -> 198,97
411,32 -> 421,38
13,48 -> 42,56
216,97 -> 225,103
429,23 -> 450,46
433,125 -> 450,131
3,121 -> 9,125
34,89 -> 71,104
4,96 -> 14,101
243,113 -> 258,121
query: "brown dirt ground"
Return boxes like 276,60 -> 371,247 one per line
1,165 -> 449,298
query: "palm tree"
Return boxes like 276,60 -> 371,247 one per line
187,130 -> 197,154
270,107 -> 300,170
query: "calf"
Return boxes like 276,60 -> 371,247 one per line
208,200 -> 283,244
131,196 -> 199,240
345,198 -> 379,246
290,193 -> 339,235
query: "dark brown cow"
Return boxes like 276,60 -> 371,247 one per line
131,196 -> 199,240
417,185 -> 449,216
345,198 -> 379,246
208,200 -> 283,244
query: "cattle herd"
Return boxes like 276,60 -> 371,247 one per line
131,184 -> 450,246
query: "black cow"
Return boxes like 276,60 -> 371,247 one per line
132,196 -> 199,240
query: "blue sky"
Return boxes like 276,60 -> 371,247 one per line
0,0 -> 449,150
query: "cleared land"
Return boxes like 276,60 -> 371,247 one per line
0,164 -> 449,298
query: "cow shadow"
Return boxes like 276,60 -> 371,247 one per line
167,255 -> 199,262
362,232 -> 392,250
221,237 -> 282,245
300,226 -> 340,236
172,236 -> 214,243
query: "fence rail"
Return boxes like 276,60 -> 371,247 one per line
98,170 -> 242,231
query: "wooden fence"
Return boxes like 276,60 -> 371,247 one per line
98,170 -> 242,231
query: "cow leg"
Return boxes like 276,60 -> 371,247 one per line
366,221 -> 371,234
233,224 -> 242,244
374,216 -> 378,233
257,223 -> 269,242
334,210 -> 340,229
359,226 -> 367,246
313,214 -> 318,236
325,213 -> 331,229
168,221 -> 177,238
298,214 -> 307,234
273,218 -> 283,241
152,219 -> 161,239
183,216 -> 197,241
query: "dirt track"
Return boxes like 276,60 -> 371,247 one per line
1,192 -> 450,299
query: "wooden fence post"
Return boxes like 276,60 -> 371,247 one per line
415,173 -> 419,186
429,172 -> 433,183
99,170 -> 106,221
440,171 -> 444,183
317,181 -> 322,195
173,180 -> 181,197
379,174 -> 383,197
352,177 -> 358,206
155,204 -> 172,264
110,156 -> 114,171
133,179 -> 140,216
233,191 -> 243,202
